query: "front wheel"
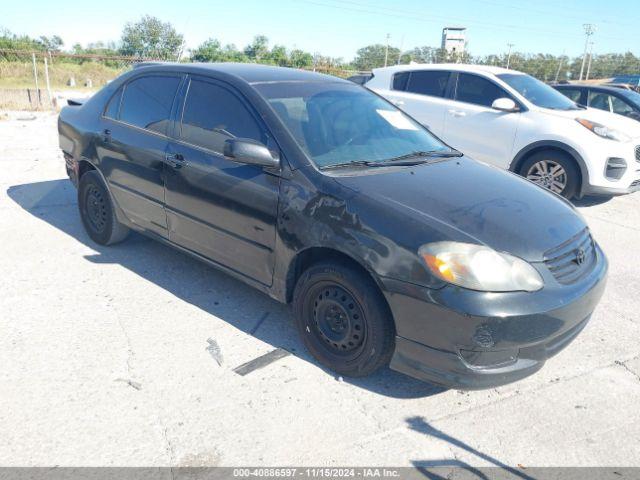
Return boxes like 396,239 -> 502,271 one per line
519,151 -> 580,199
292,261 -> 395,377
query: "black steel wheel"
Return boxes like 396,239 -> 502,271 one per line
293,261 -> 395,377
309,282 -> 366,358
78,170 -> 129,245
84,184 -> 108,234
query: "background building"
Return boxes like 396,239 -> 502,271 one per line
441,27 -> 467,55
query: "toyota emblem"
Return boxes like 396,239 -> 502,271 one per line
575,248 -> 586,265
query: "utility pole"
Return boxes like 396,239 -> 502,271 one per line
555,51 -> 566,82
397,34 -> 405,65
31,52 -> 40,108
579,24 -> 596,81
585,41 -> 595,80
384,33 -> 390,67
506,43 -> 514,69
43,56 -> 52,108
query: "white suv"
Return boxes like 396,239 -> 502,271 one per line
364,64 -> 640,198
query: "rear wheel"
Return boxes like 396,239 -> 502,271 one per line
519,151 -> 580,199
293,261 -> 395,377
78,171 -> 129,245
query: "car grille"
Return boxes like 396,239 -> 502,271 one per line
544,228 -> 596,284
636,145 -> 640,162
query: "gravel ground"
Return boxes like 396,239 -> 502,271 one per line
1,112 -> 639,468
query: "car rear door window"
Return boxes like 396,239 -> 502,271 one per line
405,71 -> 450,97
119,75 -> 181,135
455,73 -> 506,107
104,87 -> 123,119
180,79 -> 265,153
558,88 -> 582,103
392,72 -> 410,91
588,91 -> 613,112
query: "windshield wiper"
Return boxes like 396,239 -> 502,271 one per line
381,149 -> 463,162
320,160 -> 376,170
320,150 -> 463,170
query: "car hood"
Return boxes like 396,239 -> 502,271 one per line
332,157 -> 586,262
541,106 -> 640,138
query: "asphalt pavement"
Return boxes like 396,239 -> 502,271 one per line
1,112 -> 639,468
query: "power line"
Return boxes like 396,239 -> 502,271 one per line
456,0 -> 640,27
295,0 -> 629,43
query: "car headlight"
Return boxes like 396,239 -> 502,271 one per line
576,118 -> 631,142
419,242 -> 543,292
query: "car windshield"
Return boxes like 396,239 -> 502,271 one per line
498,73 -> 580,110
618,88 -> 640,107
254,81 -> 452,169
612,75 -> 640,86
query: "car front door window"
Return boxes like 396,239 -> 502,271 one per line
454,73 -> 507,107
611,96 -> 635,117
180,79 -> 266,152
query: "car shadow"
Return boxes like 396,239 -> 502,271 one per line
572,195 -> 614,207
7,178 -> 445,399
406,416 -> 537,479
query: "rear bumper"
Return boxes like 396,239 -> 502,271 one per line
64,152 -> 79,186
383,246 -> 608,390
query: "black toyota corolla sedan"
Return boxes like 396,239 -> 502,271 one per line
58,63 -> 607,389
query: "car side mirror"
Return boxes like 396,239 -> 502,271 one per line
491,98 -> 519,112
224,138 -> 280,168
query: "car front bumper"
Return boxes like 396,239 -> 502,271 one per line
582,179 -> 640,196
579,140 -> 640,196
381,245 -> 608,390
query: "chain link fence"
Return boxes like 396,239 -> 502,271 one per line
0,50 -> 157,110
0,50 -> 366,111
5,48 -> 635,112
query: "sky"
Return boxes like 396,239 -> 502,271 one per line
2,0 -> 640,60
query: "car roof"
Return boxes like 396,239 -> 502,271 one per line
553,83 -> 623,93
371,63 -> 517,76
130,62 -> 348,85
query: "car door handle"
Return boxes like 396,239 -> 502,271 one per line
448,109 -> 466,117
101,129 -> 111,142
165,153 -> 186,168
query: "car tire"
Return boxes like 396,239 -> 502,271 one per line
519,150 -> 580,199
292,261 -> 395,377
78,170 -> 129,245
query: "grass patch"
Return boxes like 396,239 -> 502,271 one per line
0,61 -> 126,90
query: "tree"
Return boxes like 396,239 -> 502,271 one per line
290,49 -> 314,68
119,15 -> 184,60
269,44 -> 288,66
244,35 -> 269,62
191,39 -> 225,62
352,44 -> 401,70
0,29 -> 49,60
408,46 -> 439,64
38,35 -> 63,52
190,39 -> 249,63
